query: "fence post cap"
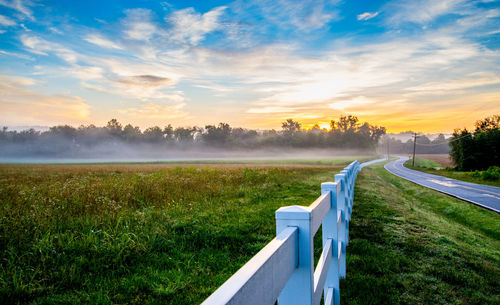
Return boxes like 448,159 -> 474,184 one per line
321,182 -> 336,188
275,205 -> 311,220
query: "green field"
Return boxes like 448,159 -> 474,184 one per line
405,157 -> 500,187
0,163 -> 340,304
1,160 -> 499,304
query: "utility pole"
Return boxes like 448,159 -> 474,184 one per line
412,132 -> 417,167
386,138 -> 389,160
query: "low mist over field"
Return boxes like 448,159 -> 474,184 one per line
0,116 -> 384,163
0,146 -> 375,164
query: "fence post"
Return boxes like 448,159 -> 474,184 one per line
334,174 -> 347,279
321,182 -> 340,305
275,206 -> 313,305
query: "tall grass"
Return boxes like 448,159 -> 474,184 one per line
0,164 -> 337,304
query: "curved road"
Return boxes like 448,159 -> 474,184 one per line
385,157 -> 500,213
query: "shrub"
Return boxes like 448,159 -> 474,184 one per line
481,166 -> 500,181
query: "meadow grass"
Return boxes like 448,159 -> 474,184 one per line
1,160 -> 499,304
404,157 -> 500,187
0,163 -> 339,304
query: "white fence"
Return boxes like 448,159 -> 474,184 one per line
202,160 -> 361,305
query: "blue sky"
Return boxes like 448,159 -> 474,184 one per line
0,0 -> 499,132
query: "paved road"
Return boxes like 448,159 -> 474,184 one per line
360,157 -> 388,169
385,157 -> 500,213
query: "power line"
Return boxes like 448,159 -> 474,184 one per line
414,133 -> 472,146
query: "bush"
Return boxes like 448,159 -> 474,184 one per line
482,166 -> 500,181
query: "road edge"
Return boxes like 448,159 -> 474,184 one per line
384,158 -> 500,214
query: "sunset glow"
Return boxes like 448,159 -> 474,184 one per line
1,0 -> 499,132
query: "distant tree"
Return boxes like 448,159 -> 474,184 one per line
106,119 -> 123,138
123,124 -> 142,142
203,123 -> 231,146
449,115 -> 500,170
338,115 -> 358,133
48,125 -> 77,139
281,119 -> 301,135
329,120 -> 336,132
174,127 -> 195,143
163,124 -> 174,141
369,125 -> 386,143
143,126 -> 164,143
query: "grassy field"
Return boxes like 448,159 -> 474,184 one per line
1,160 -> 499,304
405,157 -> 500,187
0,163 -> 339,304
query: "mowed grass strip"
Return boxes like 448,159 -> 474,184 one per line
405,157 -> 500,187
344,163 -> 500,304
0,164 -> 339,304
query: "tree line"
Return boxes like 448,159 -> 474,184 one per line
379,133 -> 450,155
449,115 -> 500,171
0,115 -> 386,157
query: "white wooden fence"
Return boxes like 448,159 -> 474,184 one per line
202,160 -> 361,305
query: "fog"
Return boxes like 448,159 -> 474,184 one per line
0,117 -> 385,163
0,141 -> 374,164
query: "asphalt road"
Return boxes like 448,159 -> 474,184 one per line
385,157 -> 500,213
360,157 -> 388,168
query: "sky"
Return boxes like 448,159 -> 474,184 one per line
0,0 -> 499,133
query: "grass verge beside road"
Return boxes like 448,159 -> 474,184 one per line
404,157 -> 500,187
344,163 -> 500,304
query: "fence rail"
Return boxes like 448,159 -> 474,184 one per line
202,160 -> 361,305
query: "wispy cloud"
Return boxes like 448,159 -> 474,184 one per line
122,8 -> 157,41
357,12 -> 379,21
166,6 -> 226,45
118,102 -> 188,122
232,0 -> 340,33
20,34 -> 78,63
0,14 -> 16,26
0,74 -> 89,125
329,97 -> 375,110
386,0 -> 467,25
406,73 -> 500,93
0,0 -> 35,21
84,34 -> 123,50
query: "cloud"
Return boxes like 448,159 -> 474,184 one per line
118,102 -> 187,120
0,49 -> 33,60
123,9 -> 157,41
0,0 -> 34,20
0,14 -> 16,26
84,34 -> 123,49
357,12 -> 379,21
329,97 -> 375,110
166,6 -> 226,45
48,27 -> 62,34
406,73 -> 500,93
117,75 -> 172,88
236,31 -> 491,119
233,0 -> 340,32
66,65 -> 105,81
0,74 -> 89,125
386,0 -> 467,25
247,106 -> 303,113
20,34 -> 78,63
